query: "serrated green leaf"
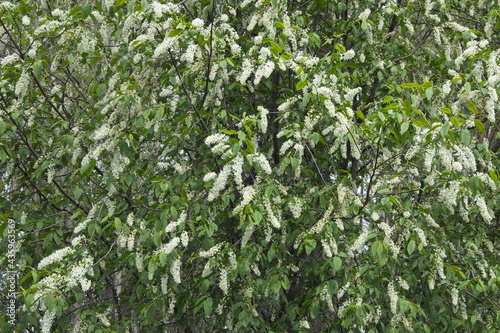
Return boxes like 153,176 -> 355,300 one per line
408,240 -> 416,255
114,217 -> 122,231
296,79 -> 308,91
82,3 -> 92,18
33,60 -> 43,77
45,293 -> 55,312
141,0 -> 150,12
333,256 -> 342,271
468,101 -> 477,114
469,176 -> 480,196
400,121 -> 409,134
475,119 -> 486,135
312,132 -> 320,144
96,83 -> 107,96
156,107 -> 164,121
425,88 -> 433,100
303,92 -> 311,107
461,129 -> 471,146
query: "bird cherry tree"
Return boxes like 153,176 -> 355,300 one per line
1,0 -> 499,332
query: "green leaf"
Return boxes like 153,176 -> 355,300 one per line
146,304 -> 155,323
275,22 -> 285,29
204,297 -> 213,316
253,211 -> 262,223
96,83 -> 107,96
305,240 -> 317,255
400,83 -> 420,88
268,247 -> 275,261
270,41 -> 282,53
168,29 -> 183,37
334,44 -> 346,53
80,160 -> 96,177
303,93 -> 311,107
461,129 -> 471,146
440,123 -> 450,138
469,176 -> 480,196
400,121 -> 409,134
450,116 -> 460,128
378,111 -> 386,122
296,79 -> 308,91
474,119 -> 486,136
356,111 -> 365,121
333,256 -> 342,271
312,132 -> 320,144
33,60 -> 43,77
45,293 -> 55,312
82,4 -> 92,18
0,122 -> 7,134
407,240 -> 416,255
290,157 -> 299,171
156,107 -> 164,121
114,217 -> 122,231
468,101 -> 477,114
425,87 -> 433,100
141,0 -> 150,12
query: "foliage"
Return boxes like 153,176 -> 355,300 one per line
1,0 -> 500,332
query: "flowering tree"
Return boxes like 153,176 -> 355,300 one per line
1,0 -> 500,331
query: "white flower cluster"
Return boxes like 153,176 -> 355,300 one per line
341,49 -> 355,61
344,87 -> 362,105
249,153 -> 272,174
414,227 -> 427,247
239,59 -> 253,84
439,180 -> 460,211
203,172 -> 217,182
257,106 -> 269,133
207,164 -> 232,201
288,197 -> 302,219
15,70 -> 30,97
398,277 -> 410,290
388,282 -> 398,314
378,222 -> 399,258
1,54 -> 19,67
299,319 -> 310,329
219,267 -> 229,295
425,213 -> 440,228
38,246 -> 75,269
475,195 -> 493,223
171,258 -> 181,284
358,8 -> 371,20
233,186 -> 256,214
277,97 -> 297,112
200,242 -> 224,258
320,285 -> 335,312
160,237 -> 180,255
264,197 -> 280,229
41,309 -> 56,333
181,231 -> 189,247
348,230 -> 369,257
205,133 -> 230,155
451,286 -> 459,306
153,35 -> 179,59
254,61 -> 275,85
191,18 -> 204,28
165,211 -> 187,233
321,238 -> 332,258
453,145 -> 476,172
241,223 -> 255,248
202,261 -> 212,278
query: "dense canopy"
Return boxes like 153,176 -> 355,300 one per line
1,0 -> 500,332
